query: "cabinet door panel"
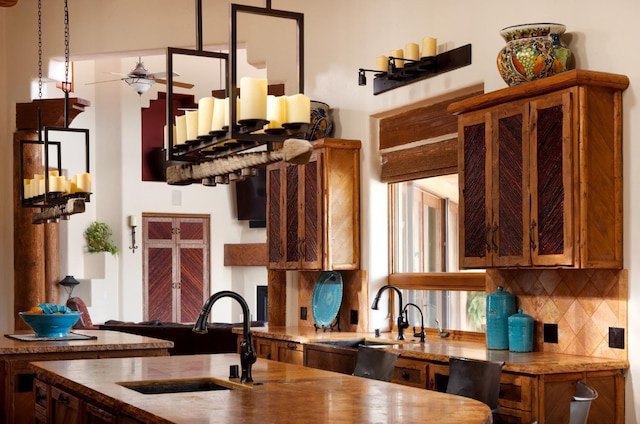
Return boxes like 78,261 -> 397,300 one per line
529,92 -> 574,266
147,247 -> 174,322
179,247 -> 206,322
302,157 -> 321,268
494,106 -> 530,267
459,114 -> 490,268
285,165 -> 300,265
267,166 -> 283,265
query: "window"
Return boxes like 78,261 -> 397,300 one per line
390,175 -> 486,334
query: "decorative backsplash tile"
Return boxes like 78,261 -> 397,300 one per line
486,269 -> 627,360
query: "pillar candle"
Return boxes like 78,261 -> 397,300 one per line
375,55 -> 388,73
211,98 -> 226,131
405,42 -> 419,61
23,179 -> 31,199
390,49 -> 404,68
286,94 -> 310,124
265,95 -> 287,129
76,173 -> 92,193
197,97 -> 215,136
175,115 -> 187,144
185,110 -> 199,140
421,37 -> 437,57
57,176 -> 67,193
129,215 -> 137,227
240,77 -> 268,121
224,97 -> 241,126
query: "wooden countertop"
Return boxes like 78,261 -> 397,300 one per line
30,353 -> 492,424
239,326 -> 629,375
0,330 -> 173,356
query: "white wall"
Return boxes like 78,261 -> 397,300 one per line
2,1 -> 639,422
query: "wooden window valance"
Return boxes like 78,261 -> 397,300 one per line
376,84 -> 484,183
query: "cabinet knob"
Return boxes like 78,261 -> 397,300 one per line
57,393 -> 70,405
401,371 -> 410,380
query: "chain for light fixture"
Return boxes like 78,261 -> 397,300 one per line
62,0 -> 70,95
37,0 -> 42,100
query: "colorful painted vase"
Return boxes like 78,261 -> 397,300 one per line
305,101 -> 334,141
497,23 -> 572,86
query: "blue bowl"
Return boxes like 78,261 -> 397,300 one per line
19,312 -> 82,338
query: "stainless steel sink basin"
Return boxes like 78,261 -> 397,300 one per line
313,338 -> 400,348
118,377 -> 249,395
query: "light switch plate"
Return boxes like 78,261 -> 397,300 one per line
543,323 -> 558,343
609,327 -> 624,349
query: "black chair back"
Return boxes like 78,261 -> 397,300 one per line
446,356 -> 504,411
352,346 -> 400,382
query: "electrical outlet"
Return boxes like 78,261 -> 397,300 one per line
543,323 -> 558,343
300,307 -> 307,320
350,310 -> 358,325
609,327 -> 625,349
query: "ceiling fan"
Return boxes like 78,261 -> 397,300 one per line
87,57 -> 195,95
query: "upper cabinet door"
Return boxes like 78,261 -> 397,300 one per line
529,91 -> 575,267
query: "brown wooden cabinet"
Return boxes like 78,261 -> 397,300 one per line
143,214 -> 210,322
452,70 -> 628,269
303,343 -> 357,375
267,138 -> 361,270
250,336 -> 304,365
50,386 -> 81,424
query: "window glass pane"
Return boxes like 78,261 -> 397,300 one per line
391,175 -> 486,333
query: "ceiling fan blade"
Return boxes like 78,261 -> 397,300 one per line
108,72 -> 129,77
155,78 -> 194,89
85,78 -> 123,85
152,71 -> 180,79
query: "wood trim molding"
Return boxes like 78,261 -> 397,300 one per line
380,136 -> 458,183
224,243 -> 267,266
388,272 -> 486,291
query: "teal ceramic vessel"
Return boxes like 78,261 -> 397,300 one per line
508,309 -> 534,352
486,286 -> 516,350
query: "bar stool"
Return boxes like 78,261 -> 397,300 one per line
445,356 -> 505,412
352,346 -> 400,382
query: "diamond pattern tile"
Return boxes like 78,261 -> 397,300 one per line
487,269 -> 627,360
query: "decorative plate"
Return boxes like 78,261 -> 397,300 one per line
311,271 -> 343,328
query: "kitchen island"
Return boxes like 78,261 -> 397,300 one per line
1,329 -> 173,423
30,353 -> 492,423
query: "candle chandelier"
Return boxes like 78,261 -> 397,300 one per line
164,0 -> 314,186
19,0 -> 92,224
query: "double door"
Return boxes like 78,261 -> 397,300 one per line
143,214 -> 210,323
458,81 -> 623,269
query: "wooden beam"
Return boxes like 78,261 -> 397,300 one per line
16,98 -> 91,131
224,243 -> 267,266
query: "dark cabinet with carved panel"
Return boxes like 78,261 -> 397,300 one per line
266,138 -> 361,270
451,70 -> 628,269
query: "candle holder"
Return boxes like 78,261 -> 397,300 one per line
359,44 -> 473,95
128,216 -> 138,253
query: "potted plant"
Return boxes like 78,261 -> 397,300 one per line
84,221 -> 119,255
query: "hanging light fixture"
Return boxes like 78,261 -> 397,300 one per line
163,0 -> 312,186
19,0 -> 92,224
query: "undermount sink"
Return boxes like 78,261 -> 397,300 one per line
118,377 -> 250,395
313,338 -> 402,349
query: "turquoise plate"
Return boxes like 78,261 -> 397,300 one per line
311,271 -> 343,327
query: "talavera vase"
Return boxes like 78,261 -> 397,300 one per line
497,23 -> 572,86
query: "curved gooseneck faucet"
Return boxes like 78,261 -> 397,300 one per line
193,291 -> 257,383
371,284 -> 409,340
403,302 -> 426,343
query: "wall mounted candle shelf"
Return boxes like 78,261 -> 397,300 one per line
362,44 -> 472,95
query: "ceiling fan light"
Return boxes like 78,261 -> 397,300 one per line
124,77 -> 154,95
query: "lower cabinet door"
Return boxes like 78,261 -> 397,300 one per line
50,386 -> 81,424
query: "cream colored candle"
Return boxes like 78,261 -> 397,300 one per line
240,77 -> 268,120
48,175 -> 59,192
286,94 -> 310,124
421,37 -> 437,57
224,97 -> 241,126
265,95 -> 287,129
375,55 -> 388,73
23,179 -> 31,199
129,215 -> 137,227
405,42 -> 419,61
175,115 -> 187,144
390,49 -> 404,68
185,110 -> 199,140
76,173 -> 92,193
197,97 -> 215,136
211,98 -> 226,131
57,176 -> 66,193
